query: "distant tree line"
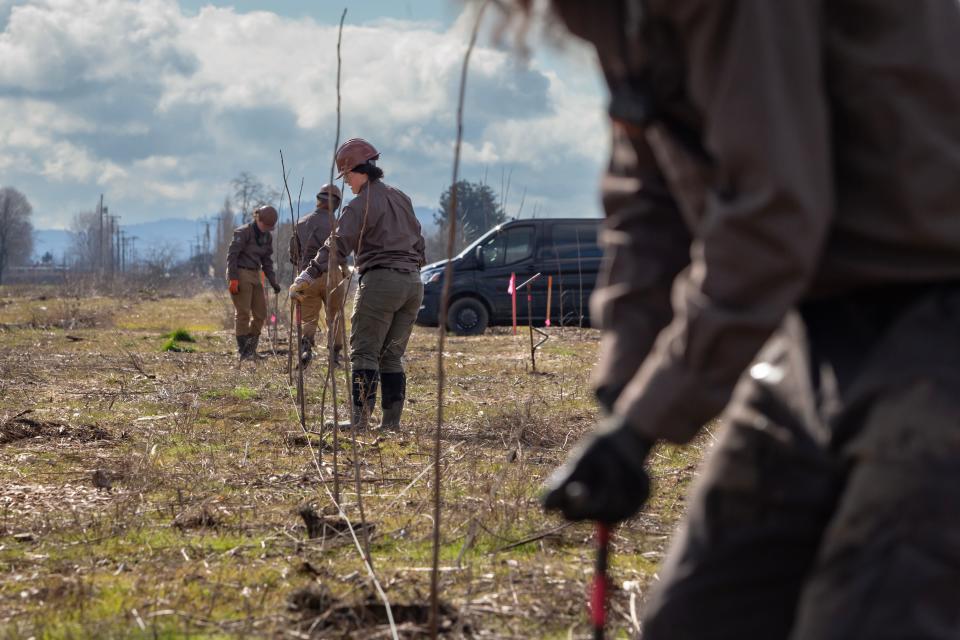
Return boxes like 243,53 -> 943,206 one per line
61,171 -> 288,281
11,172 -> 524,285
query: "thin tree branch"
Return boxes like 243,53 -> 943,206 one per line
431,2 -> 490,636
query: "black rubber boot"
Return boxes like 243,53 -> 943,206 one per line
299,336 -> 314,368
236,335 -> 250,360
377,372 -> 406,431
340,369 -> 378,431
246,334 -> 264,360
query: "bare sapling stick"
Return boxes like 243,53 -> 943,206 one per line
430,2 -> 490,636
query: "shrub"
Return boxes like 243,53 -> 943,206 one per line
166,328 -> 195,342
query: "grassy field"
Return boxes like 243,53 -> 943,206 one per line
0,284 -> 710,639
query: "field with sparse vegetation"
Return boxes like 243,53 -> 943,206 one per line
0,283 -> 710,639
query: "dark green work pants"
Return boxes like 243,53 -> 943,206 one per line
350,268 -> 423,373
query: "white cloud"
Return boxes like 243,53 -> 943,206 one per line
133,155 -> 183,172
41,142 -> 108,182
0,0 -> 607,229
0,0 -> 191,91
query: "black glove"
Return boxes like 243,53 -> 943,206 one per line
595,383 -> 624,415
271,282 -> 281,294
541,415 -> 654,524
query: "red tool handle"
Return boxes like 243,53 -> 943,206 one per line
591,523 -> 610,639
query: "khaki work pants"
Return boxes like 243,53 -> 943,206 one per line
642,284 -> 960,640
232,268 -> 266,337
350,268 -> 423,373
299,267 -> 347,349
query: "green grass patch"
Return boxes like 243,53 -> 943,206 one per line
231,385 -> 257,400
161,327 -> 198,351
165,328 -> 196,342
161,337 -> 195,352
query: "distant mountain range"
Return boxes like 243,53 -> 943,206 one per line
32,207 -> 439,263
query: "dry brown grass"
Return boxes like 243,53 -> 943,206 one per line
0,285 -> 710,639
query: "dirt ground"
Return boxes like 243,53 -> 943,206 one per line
0,284 -> 711,639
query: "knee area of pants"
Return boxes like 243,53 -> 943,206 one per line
379,366 -> 405,375
351,358 -> 380,371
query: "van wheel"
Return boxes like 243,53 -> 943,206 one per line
447,298 -> 488,336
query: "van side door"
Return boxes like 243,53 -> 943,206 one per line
476,224 -> 538,324
541,222 -> 603,327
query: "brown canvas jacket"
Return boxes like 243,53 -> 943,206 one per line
556,0 -> 960,443
289,208 -> 335,271
226,223 -> 278,286
303,180 -> 425,279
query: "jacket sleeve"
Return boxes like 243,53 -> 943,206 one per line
414,227 -> 426,268
591,124 -> 692,410
303,206 -> 359,281
226,230 -> 242,281
261,235 -> 278,287
288,230 -> 298,266
616,0 -> 834,443
306,222 -> 327,267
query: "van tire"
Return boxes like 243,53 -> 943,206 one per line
447,297 -> 489,336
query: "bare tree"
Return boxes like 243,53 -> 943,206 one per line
0,187 -> 34,283
142,241 -> 179,276
213,197 -> 237,279
231,172 -> 280,224
67,210 -> 100,270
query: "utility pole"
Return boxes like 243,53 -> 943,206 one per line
102,205 -> 110,274
204,219 -> 212,277
97,194 -> 103,273
104,214 -> 118,278
108,215 -> 115,277
193,232 -> 203,276
106,214 -> 113,278
114,217 -> 121,275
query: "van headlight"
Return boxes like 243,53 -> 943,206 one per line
421,270 -> 441,284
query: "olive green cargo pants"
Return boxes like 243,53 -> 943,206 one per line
641,285 -> 960,640
231,268 -> 266,337
299,266 -> 347,350
350,268 -> 423,373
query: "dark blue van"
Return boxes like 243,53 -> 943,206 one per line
416,218 -> 603,335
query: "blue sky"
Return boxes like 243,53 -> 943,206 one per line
0,0 -> 608,234
178,1 -> 457,25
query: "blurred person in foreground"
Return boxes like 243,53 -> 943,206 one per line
226,205 -> 281,362
521,1 -> 960,637
290,138 -> 425,431
289,184 -> 348,368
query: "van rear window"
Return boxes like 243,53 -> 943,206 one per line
543,224 -> 602,259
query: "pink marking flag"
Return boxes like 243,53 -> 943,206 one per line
507,272 -> 517,335
545,275 -> 553,326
